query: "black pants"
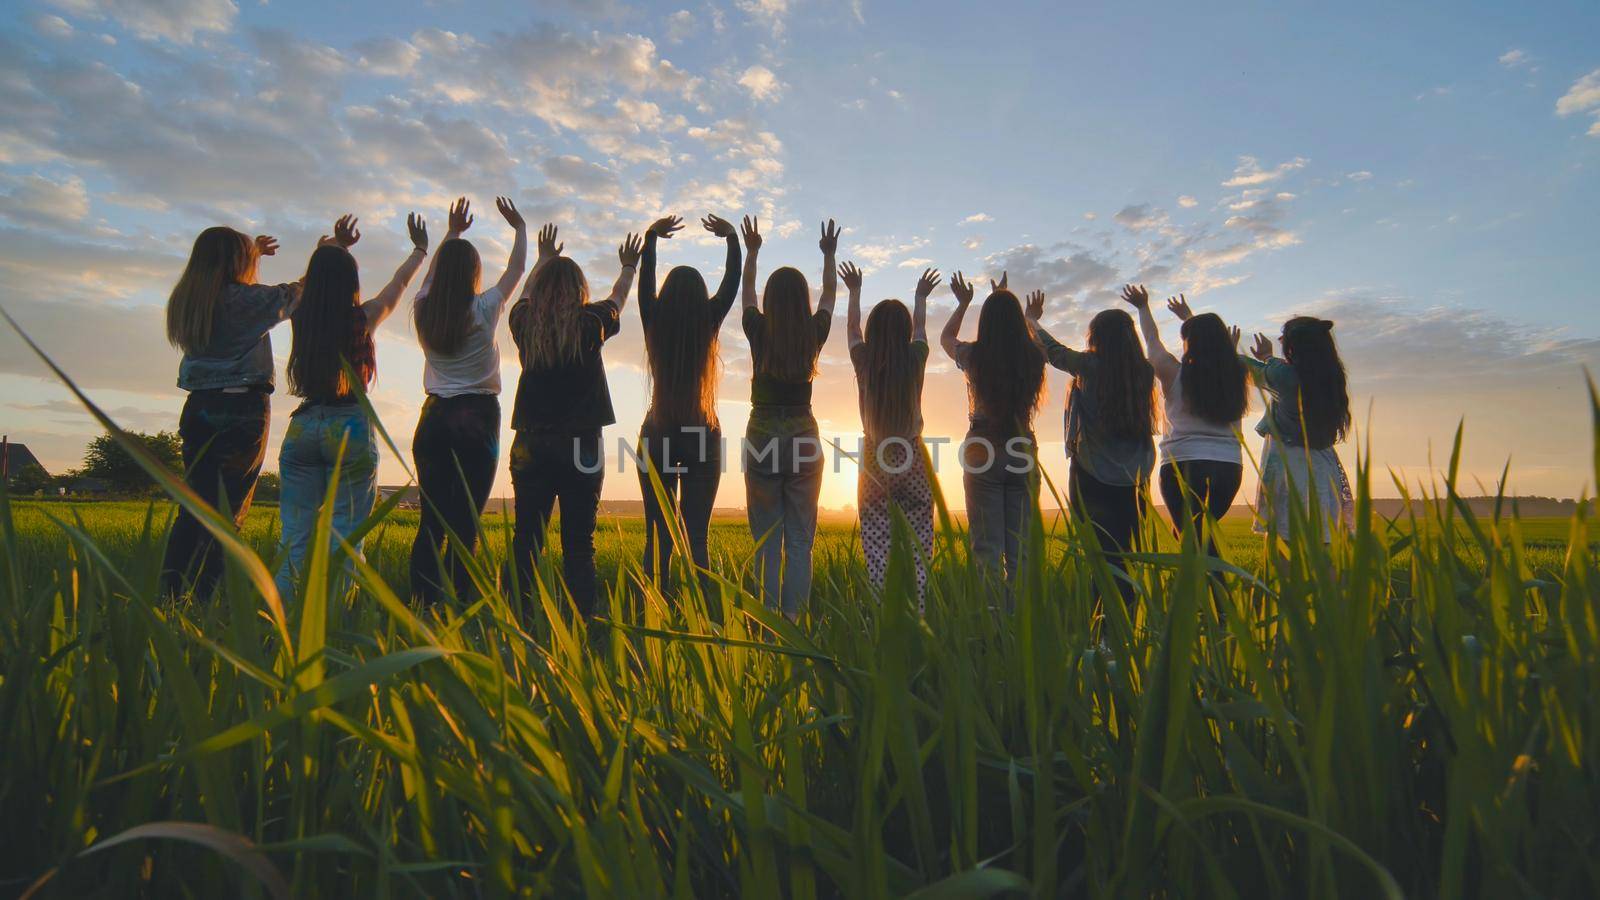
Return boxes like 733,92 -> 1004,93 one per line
1069,461 -> 1146,606
1157,459 -> 1243,556
509,429 -> 605,616
409,394 -> 500,606
160,389 -> 270,599
637,423 -> 722,600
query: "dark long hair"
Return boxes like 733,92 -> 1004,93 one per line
643,265 -> 721,428
859,299 -> 920,438
288,246 -> 374,400
167,226 -> 258,353
966,291 -> 1045,434
1178,312 -> 1248,426
413,238 -> 481,355
1081,309 -> 1157,440
758,266 -> 818,381
1281,316 -> 1350,448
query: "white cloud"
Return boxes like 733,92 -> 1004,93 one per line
1346,170 -> 1373,182
961,213 -> 991,224
1556,68 -> 1600,137
50,0 -> 238,45
34,15 -> 75,38
665,9 -> 695,43
1177,195 -> 1197,208
1222,155 -> 1309,187
737,64 -> 784,102
1498,48 -> 1528,68
962,236 -> 982,250
1113,203 -> 1169,232
897,257 -> 933,268
0,173 -> 91,228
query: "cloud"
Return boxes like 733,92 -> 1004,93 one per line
50,0 -> 239,45
737,64 -> 784,102
665,9 -> 695,42
0,172 -> 91,229
1498,48 -> 1528,68
1345,170 -> 1373,182
736,0 -> 790,36
1556,68 -> 1600,137
1222,155 -> 1308,188
33,14 -> 74,38
1177,195 -> 1197,208
1112,203 -> 1169,232
851,236 -> 929,273
961,213 -> 991,224
962,236 -> 982,250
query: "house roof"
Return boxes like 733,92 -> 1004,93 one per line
1,441 -> 47,477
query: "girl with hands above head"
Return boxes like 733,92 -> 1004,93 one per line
738,216 -> 841,619
505,227 -> 643,619
845,262 -> 939,602
1124,287 -> 1249,557
405,196 -> 527,607
942,269 -> 1046,589
634,210 -> 742,602
160,222 -> 315,600
275,211 -> 432,599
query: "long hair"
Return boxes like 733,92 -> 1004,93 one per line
643,265 -> 721,427
288,246 -> 374,400
1081,309 -> 1158,440
1177,312 -> 1248,426
521,256 -> 589,369
414,238 -> 481,356
859,299 -> 920,438
966,291 -> 1045,434
757,266 -> 818,381
166,227 -> 258,353
1281,316 -> 1350,447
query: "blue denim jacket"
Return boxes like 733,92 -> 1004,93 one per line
176,282 -> 300,392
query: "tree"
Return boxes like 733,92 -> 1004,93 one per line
255,471 -> 281,503
6,463 -> 53,495
78,431 -> 184,495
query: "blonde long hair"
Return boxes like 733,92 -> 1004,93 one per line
166,227 -> 258,353
414,238 -> 481,356
521,257 -> 589,369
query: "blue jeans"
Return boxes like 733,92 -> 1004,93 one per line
962,432 -> 1037,586
744,409 -> 824,617
275,403 -> 379,598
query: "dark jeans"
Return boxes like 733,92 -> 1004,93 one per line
509,429 -> 605,616
409,394 -> 500,606
1158,459 -> 1243,556
1069,461 -> 1147,606
160,389 -> 270,599
637,423 -> 722,600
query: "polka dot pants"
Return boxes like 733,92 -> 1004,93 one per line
857,441 -> 935,602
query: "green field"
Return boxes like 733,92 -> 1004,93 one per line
3,460 -> 1598,897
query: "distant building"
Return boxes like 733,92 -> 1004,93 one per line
1,438 -> 48,484
69,477 -> 112,495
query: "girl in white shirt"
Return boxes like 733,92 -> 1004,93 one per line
407,196 -> 527,605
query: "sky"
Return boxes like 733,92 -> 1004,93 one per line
1,0 -> 1598,511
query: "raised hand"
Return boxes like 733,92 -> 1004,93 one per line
1166,294 -> 1193,320
495,196 -> 524,230
950,271 -> 975,306
838,260 -> 863,292
406,213 -> 428,252
914,267 -> 940,299
1251,332 -> 1273,362
1025,289 -> 1045,321
990,271 -> 1008,293
1230,325 -> 1242,348
1120,283 -> 1150,309
333,214 -> 361,248
649,215 -> 684,239
618,232 -> 643,268
741,215 -> 762,251
702,213 -> 735,237
536,223 -> 562,261
253,235 -> 279,257
819,218 -> 840,256
448,197 -> 473,234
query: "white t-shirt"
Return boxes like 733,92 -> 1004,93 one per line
420,285 -> 509,397
1154,357 -> 1242,466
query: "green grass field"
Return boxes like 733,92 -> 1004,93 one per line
3,434 -> 1599,897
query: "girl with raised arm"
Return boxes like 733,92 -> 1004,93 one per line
1027,290 -> 1157,603
275,213 -> 429,597
844,262 -> 939,600
406,197 -> 527,606
1128,289 -> 1248,555
635,212 -> 742,600
738,217 -> 840,618
161,226 -> 304,599
1244,318 -> 1354,540
507,227 -> 643,618
942,272 -> 1046,586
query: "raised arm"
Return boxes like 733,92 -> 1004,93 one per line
912,267 -> 937,343
840,261 -> 864,347
414,197 -> 471,302
639,215 -> 684,324
1025,289 -> 1086,373
740,215 -> 761,310
817,218 -> 840,315
703,214 -> 741,321
363,213 -> 429,329
1121,284 -> 1178,380
1242,332 -> 1275,385
519,223 -> 563,300
607,232 -> 643,313
941,271 -> 975,360
490,197 -> 528,303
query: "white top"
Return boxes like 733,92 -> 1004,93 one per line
418,281 -> 510,397
1152,354 -> 1243,466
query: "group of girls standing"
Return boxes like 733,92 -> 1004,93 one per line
158,199 -> 1353,618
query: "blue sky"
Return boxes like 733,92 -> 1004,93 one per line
1,0 -> 1597,508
